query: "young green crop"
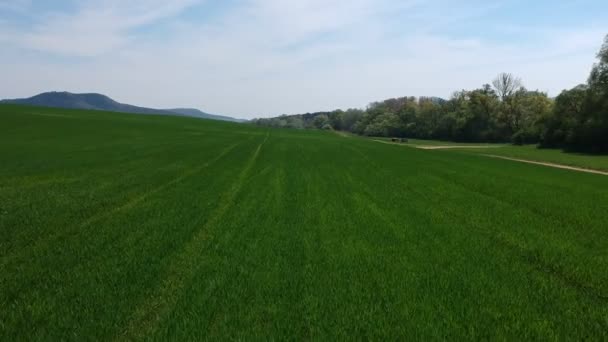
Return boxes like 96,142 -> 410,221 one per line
454,144 -> 608,171
1,105 -> 607,340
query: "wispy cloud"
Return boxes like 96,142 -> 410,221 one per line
4,0 -> 201,56
1,0 -> 607,117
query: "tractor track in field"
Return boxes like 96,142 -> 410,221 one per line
348,143 -> 608,301
0,141 -> 243,271
118,133 -> 269,341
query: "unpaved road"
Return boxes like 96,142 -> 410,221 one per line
371,139 -> 501,150
371,139 -> 607,176
415,145 -> 500,150
483,155 -> 608,176
335,131 -> 351,138
372,139 -> 502,150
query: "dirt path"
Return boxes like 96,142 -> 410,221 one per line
415,145 -> 501,150
483,154 -> 608,176
334,131 -> 351,138
371,139 -> 501,150
370,139 -> 607,176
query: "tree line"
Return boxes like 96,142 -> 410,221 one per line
253,35 -> 608,152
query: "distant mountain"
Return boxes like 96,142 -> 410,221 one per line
167,108 -> 245,123
0,92 -> 243,122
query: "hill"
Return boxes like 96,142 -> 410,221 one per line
167,108 -> 245,122
1,104 -> 607,340
0,92 -> 243,122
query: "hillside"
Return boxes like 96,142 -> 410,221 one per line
1,105 -> 607,340
0,92 -> 243,122
167,108 -> 245,122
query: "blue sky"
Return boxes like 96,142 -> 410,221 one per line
1,0 -> 607,118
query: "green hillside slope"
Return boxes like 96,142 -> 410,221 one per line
1,104 -> 607,340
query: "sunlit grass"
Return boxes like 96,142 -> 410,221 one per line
1,105 -> 607,340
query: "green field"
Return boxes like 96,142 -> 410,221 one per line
453,145 -> 608,172
1,104 -> 607,340
401,138 -> 503,147
373,137 -> 608,171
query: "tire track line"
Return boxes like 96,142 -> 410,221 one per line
118,133 -> 269,341
0,142 -> 242,270
347,144 -> 608,301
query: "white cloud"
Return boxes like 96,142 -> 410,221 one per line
0,0 -> 606,118
6,0 -> 201,56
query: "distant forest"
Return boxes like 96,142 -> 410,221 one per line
254,35 -> 608,153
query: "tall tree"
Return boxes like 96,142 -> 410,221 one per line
492,73 -> 522,101
540,34 -> 608,151
313,114 -> 330,129
492,73 -> 524,138
583,34 -> 608,151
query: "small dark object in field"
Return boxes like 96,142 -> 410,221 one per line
391,138 -> 408,143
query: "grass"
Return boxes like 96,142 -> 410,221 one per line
375,136 -> 608,171
404,138 -> 503,147
1,104 -> 607,340
370,137 -> 503,147
454,144 -> 608,171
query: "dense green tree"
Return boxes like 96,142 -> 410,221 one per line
584,35 -> 608,151
341,109 -> 365,132
511,90 -> 553,144
313,114 -> 330,129
540,34 -> 608,152
328,110 -> 345,131
467,85 -> 500,141
540,85 -> 587,148
415,98 -> 443,138
286,116 -> 305,129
